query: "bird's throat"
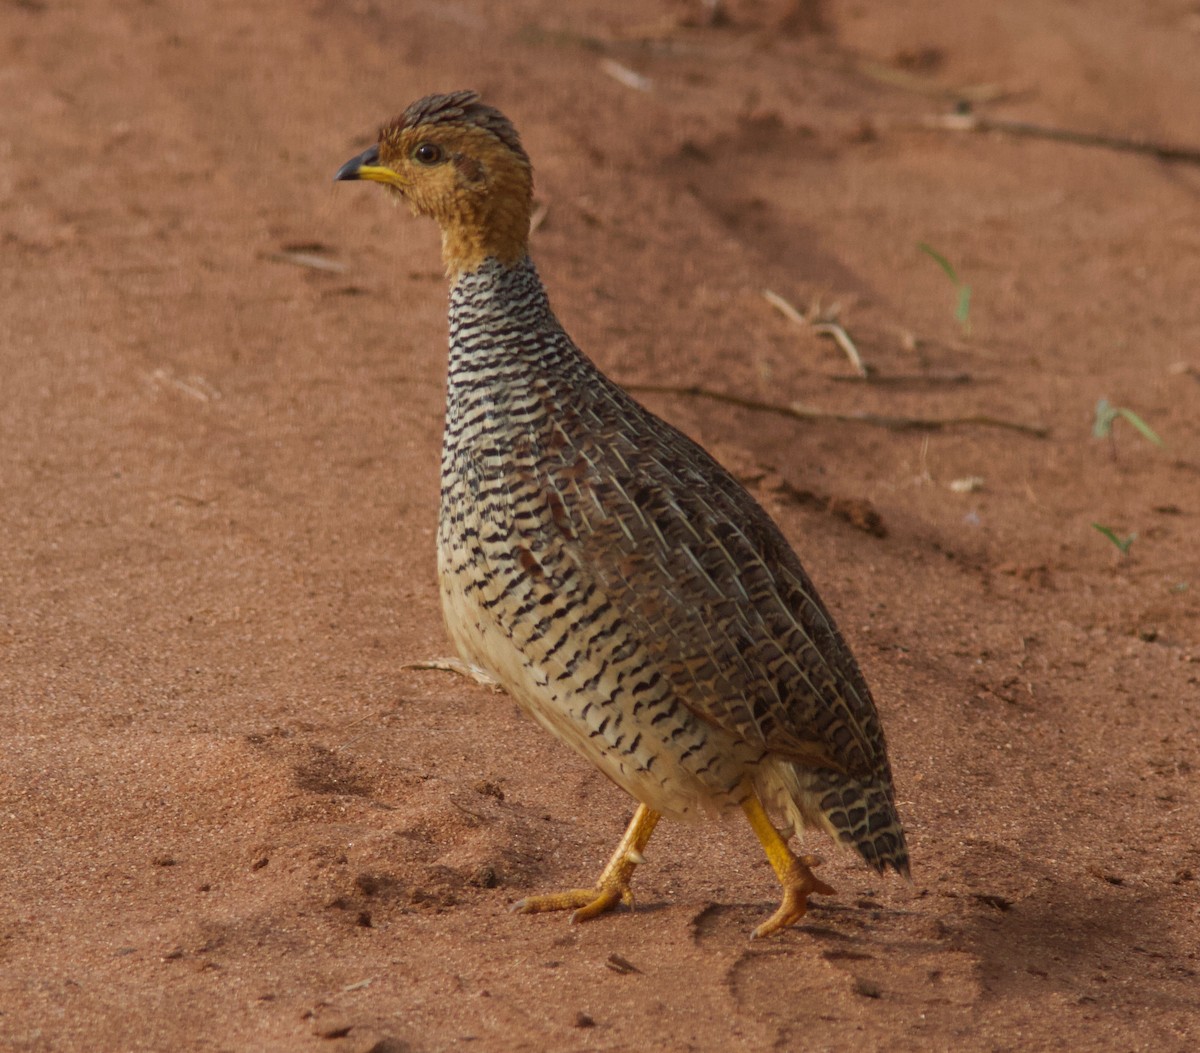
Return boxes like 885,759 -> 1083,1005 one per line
438,181 -> 531,279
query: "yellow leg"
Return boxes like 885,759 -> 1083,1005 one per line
742,789 -> 835,938
511,803 -> 661,924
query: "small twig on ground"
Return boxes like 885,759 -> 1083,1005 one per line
925,112 -> 1200,166
830,371 -> 974,386
529,200 -> 550,235
626,382 -> 1049,437
763,288 -> 868,377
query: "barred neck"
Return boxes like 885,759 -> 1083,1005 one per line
451,254 -> 580,376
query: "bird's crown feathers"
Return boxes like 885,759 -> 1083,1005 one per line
383,90 -> 528,165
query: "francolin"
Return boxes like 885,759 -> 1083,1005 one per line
335,91 -> 908,937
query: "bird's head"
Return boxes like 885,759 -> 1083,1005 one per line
335,90 -> 533,279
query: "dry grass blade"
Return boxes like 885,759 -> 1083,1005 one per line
763,289 -> 868,377
762,287 -> 808,328
600,58 -> 652,92
811,322 -> 867,377
149,367 -> 221,403
265,250 -> 349,273
402,658 -> 501,688
858,60 -> 1016,104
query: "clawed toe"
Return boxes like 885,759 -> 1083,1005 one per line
511,883 -> 630,923
751,854 -> 836,939
510,804 -> 658,926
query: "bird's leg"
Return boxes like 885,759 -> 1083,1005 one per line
511,803 -> 661,924
741,789 -> 835,939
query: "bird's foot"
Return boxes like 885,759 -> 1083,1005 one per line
510,803 -> 659,926
751,854 -> 835,939
510,878 -> 632,924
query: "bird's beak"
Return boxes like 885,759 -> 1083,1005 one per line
333,144 -> 407,188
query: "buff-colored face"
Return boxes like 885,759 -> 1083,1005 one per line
336,120 -> 533,278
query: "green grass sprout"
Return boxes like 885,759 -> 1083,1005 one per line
918,242 -> 972,335
1092,399 -> 1164,447
1091,522 -> 1136,556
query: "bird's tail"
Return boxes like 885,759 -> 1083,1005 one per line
759,759 -> 910,878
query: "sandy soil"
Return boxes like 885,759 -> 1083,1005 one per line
3,1 -> 1199,1050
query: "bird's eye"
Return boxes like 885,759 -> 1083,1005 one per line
413,142 -> 444,165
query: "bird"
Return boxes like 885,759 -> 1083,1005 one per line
335,90 -> 909,938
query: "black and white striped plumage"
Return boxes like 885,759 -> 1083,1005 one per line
438,256 -> 907,876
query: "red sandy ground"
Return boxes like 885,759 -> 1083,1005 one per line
2,1 -> 1199,1050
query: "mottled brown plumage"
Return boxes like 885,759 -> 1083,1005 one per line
336,91 -> 909,937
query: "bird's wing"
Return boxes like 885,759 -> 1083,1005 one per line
520,378 -> 890,782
